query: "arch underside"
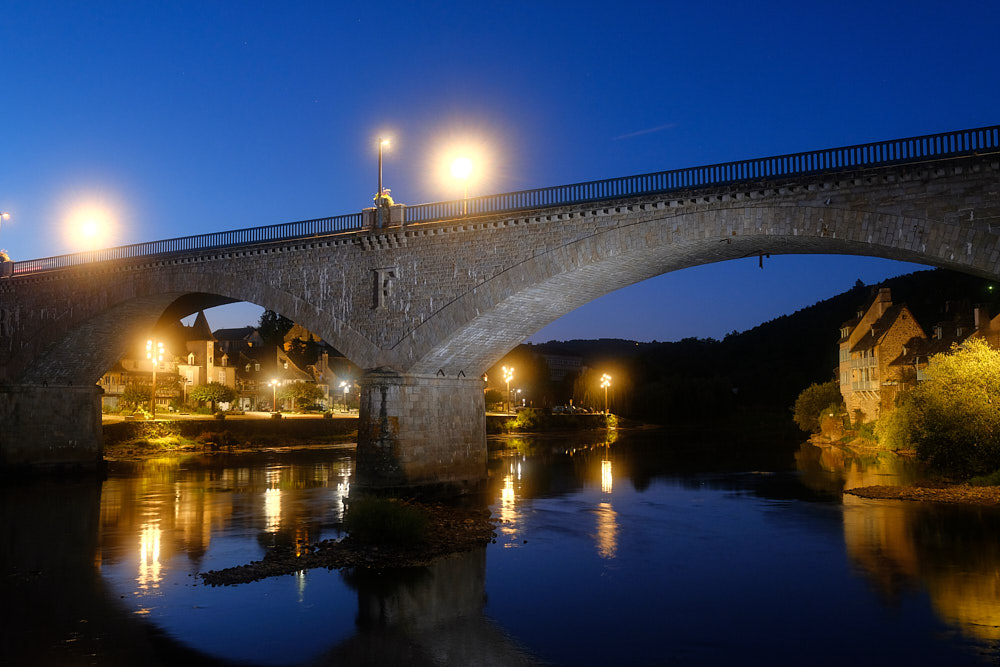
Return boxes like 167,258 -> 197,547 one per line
18,269 -> 379,385
405,207 -> 1000,377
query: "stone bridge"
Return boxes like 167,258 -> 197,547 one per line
1,126 -> 998,492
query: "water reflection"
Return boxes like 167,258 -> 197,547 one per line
137,521 -> 162,591
8,435 -> 1000,663
844,494 -> 1000,644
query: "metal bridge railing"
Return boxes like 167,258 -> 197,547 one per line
8,125 -> 999,276
10,212 -> 362,276
403,125 -> 1000,223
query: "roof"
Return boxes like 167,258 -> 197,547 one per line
849,304 -> 907,354
185,311 -> 215,342
214,326 -> 257,341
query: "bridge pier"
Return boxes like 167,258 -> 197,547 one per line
354,369 -> 486,496
0,385 -> 103,471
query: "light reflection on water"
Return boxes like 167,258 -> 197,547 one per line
4,437 -> 1000,665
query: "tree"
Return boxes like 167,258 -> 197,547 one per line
891,339 -> 1000,477
278,382 -> 325,411
258,310 -> 294,346
189,381 -> 237,412
792,380 -> 843,433
121,382 -> 151,410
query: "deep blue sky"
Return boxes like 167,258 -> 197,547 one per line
2,1 -> 998,343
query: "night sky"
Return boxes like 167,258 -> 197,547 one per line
2,1 -> 998,343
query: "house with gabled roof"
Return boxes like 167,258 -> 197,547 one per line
839,288 -> 926,421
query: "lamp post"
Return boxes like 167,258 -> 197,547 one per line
340,380 -> 350,413
146,340 -> 164,418
270,379 -> 279,412
502,366 -> 514,414
450,156 -> 472,215
600,374 -> 612,415
0,211 -> 10,234
377,137 -> 390,228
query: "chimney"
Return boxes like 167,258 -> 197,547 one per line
975,306 -> 989,329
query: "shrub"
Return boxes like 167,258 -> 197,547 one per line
344,497 -> 428,545
792,381 -> 843,433
968,470 -> 1000,487
904,339 -> 1000,477
874,399 -> 917,451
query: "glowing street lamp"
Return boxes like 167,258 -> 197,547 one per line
339,380 -> 350,413
450,156 -> 473,214
0,211 -> 10,235
600,374 -> 612,415
270,379 -> 279,412
376,137 -> 391,228
146,339 -> 164,418
502,366 -> 514,414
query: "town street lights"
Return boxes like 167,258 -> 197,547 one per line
600,374 -> 612,415
503,366 -> 514,414
377,137 -> 390,228
146,340 -> 164,418
450,156 -> 472,215
270,379 -> 279,412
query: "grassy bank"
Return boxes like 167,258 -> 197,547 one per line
103,417 -> 358,457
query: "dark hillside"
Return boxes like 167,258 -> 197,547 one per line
527,269 -> 1000,424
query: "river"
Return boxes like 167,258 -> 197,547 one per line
3,431 -> 1000,665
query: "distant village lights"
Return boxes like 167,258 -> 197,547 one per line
146,339 -> 164,418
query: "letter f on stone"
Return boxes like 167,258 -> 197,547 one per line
374,267 -> 398,310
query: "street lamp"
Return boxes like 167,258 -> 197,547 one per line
600,374 -> 612,415
339,380 -> 350,413
377,137 -> 391,228
146,339 -> 164,418
270,379 -> 279,412
450,156 -> 472,215
0,211 -> 10,234
502,366 -> 514,414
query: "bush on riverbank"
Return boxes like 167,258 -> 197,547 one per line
792,381 -> 843,433
880,339 -> 1000,478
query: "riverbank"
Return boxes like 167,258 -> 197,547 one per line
102,415 -> 358,459
846,484 -> 1000,506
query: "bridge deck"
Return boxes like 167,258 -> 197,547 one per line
8,124 -> 1000,277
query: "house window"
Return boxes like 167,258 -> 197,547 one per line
188,353 -> 196,365
255,363 -> 260,371
217,370 -> 225,383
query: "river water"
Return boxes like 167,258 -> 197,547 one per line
3,431 -> 1000,665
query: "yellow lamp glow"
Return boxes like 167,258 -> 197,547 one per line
450,156 -> 473,181
66,201 -> 117,251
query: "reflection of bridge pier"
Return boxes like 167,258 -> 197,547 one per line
325,548 -> 540,665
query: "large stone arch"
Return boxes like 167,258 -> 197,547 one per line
15,265 -> 381,386
404,201 -> 999,376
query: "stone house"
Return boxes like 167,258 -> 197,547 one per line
839,290 -> 1000,422
839,288 -> 926,421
